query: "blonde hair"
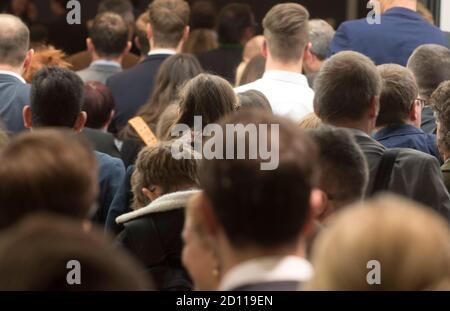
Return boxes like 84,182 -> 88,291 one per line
23,46 -> 72,83
306,195 -> 450,291
299,113 -> 322,129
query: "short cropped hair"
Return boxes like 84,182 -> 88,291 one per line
199,110 -> 318,249
98,0 -> 135,28
31,67 -> 84,128
90,12 -> 129,58
0,213 -> 151,290
376,64 -> 419,126
407,44 -> 450,100
314,51 -> 382,124
83,81 -> 115,129
217,3 -> 255,44
429,81 -> 450,154
263,3 -> 309,63
0,14 -> 30,67
309,19 -> 335,60
131,142 -> 199,208
0,130 -> 98,229
308,126 -> 368,209
148,0 -> 190,48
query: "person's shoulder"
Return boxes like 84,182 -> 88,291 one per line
235,79 -> 263,94
393,147 -> 439,164
95,151 -> 124,170
336,18 -> 369,33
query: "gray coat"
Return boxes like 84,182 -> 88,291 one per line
354,132 -> 450,221
77,63 -> 122,84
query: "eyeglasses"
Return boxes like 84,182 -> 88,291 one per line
416,98 -> 427,108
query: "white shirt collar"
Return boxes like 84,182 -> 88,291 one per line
91,59 -> 121,68
148,49 -> 176,56
0,70 -> 26,84
219,256 -> 313,291
262,70 -> 309,86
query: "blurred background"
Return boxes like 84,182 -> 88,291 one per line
0,0 -> 446,55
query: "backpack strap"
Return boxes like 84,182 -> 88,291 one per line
128,116 -> 158,147
371,149 -> 400,196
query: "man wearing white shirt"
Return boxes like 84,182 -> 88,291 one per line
106,0 -> 190,134
77,12 -> 131,84
235,3 -> 314,122
194,110 -> 321,291
0,14 -> 34,135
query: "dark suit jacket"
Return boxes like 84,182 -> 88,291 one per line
421,106 -> 437,134
373,124 -> 440,161
66,50 -> 140,72
82,128 -> 121,159
106,54 -> 171,134
329,7 -> 449,66
94,151 -> 126,225
354,133 -> 450,220
197,45 -> 243,84
0,73 -> 30,135
105,165 -> 134,234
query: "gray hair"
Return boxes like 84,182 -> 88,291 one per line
407,44 -> 450,100
314,51 -> 381,124
0,14 -> 30,67
309,19 -> 335,60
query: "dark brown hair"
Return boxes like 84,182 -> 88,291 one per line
175,73 -> 237,132
199,110 -> 318,248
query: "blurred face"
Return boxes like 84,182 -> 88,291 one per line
182,203 -> 220,291
11,0 -> 29,14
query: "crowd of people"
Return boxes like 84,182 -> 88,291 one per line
0,0 -> 449,291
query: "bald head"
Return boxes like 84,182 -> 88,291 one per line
0,14 -> 30,67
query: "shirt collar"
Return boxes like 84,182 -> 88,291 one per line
91,59 -> 121,68
262,70 -> 309,86
0,70 -> 26,84
148,49 -> 176,56
219,256 -> 313,291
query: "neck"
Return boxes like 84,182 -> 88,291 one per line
0,64 -> 22,75
91,52 -> 122,64
382,0 -> 417,13
150,39 -> 180,54
219,237 -> 299,278
329,119 -> 374,135
265,55 -> 303,74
